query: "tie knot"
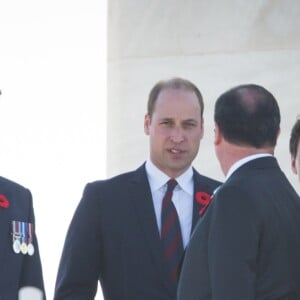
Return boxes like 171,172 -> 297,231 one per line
167,179 -> 177,192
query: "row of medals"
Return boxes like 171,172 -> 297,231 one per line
13,235 -> 35,256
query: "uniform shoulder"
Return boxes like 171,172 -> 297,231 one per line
0,176 -> 29,192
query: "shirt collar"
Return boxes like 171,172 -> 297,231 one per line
226,153 -> 273,180
145,160 -> 194,195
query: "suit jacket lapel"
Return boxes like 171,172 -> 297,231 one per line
129,165 -> 167,283
130,164 -> 179,296
191,169 -> 219,231
192,171 -> 202,231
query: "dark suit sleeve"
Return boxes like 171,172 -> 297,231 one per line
208,185 -> 259,300
19,188 -> 46,299
54,183 -> 102,300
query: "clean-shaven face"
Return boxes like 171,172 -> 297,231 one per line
144,88 -> 203,178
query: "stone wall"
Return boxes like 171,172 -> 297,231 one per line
107,0 -> 300,191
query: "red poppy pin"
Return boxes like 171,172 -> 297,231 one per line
195,192 -> 211,215
0,194 -> 10,208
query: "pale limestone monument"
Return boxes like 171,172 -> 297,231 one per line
107,0 -> 300,192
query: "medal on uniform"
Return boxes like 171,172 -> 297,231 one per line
12,221 -> 35,255
20,242 -> 28,254
13,239 -> 21,254
20,222 -> 28,255
27,223 -> 35,256
12,221 -> 22,254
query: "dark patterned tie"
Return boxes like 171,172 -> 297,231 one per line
161,179 -> 184,284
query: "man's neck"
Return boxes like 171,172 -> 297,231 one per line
220,142 -> 275,177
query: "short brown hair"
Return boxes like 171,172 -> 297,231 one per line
147,77 -> 204,118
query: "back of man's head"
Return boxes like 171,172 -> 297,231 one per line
214,84 -> 281,148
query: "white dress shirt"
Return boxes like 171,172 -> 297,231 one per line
145,160 -> 194,248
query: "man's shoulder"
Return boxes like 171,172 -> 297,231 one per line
192,170 -> 223,199
85,164 -> 146,191
193,169 -> 222,186
0,176 -> 32,210
0,176 -> 30,192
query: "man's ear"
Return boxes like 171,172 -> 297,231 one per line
144,114 -> 150,135
275,128 -> 281,146
200,118 -> 204,140
291,156 -> 298,175
214,123 -> 222,146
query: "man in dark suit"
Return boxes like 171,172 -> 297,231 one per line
177,84 -> 300,300
54,77 -> 221,300
0,176 -> 46,299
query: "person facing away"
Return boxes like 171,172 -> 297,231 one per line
177,84 -> 300,300
53,77 -> 221,300
289,116 -> 300,183
0,176 -> 46,300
